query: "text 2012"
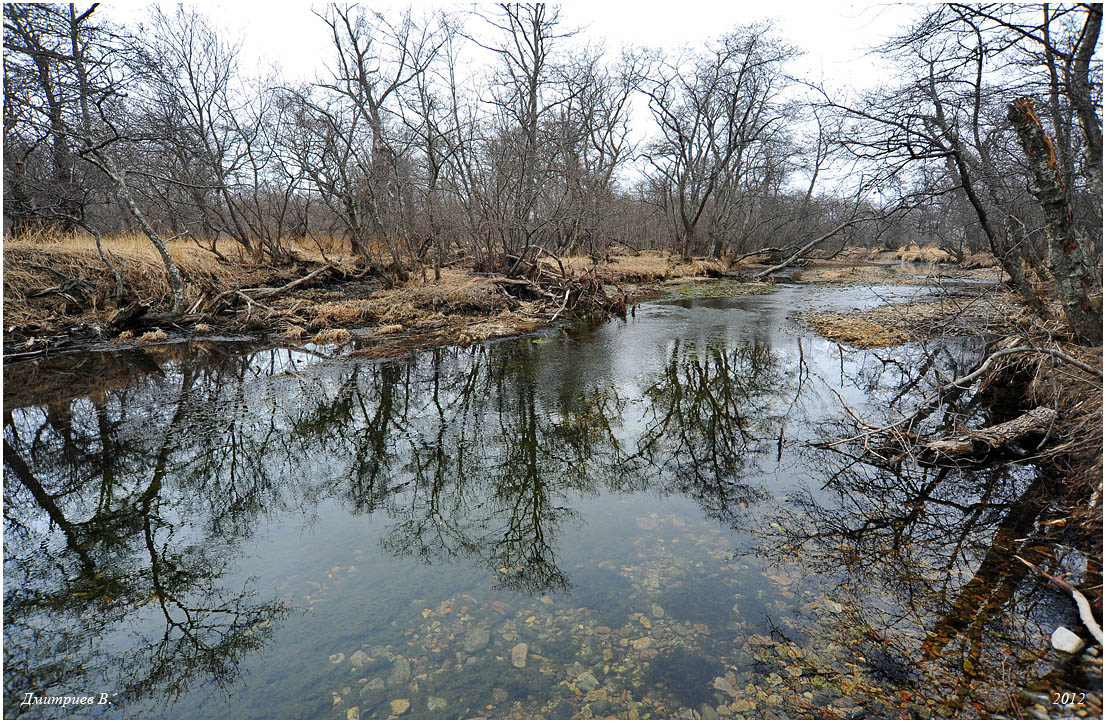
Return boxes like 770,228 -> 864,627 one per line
1052,692 -> 1086,706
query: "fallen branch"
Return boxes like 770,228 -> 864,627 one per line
1014,555 -> 1103,646
549,288 -> 571,323
917,406 -> 1057,466
753,219 -> 860,279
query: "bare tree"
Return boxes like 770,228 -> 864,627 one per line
638,26 -> 794,261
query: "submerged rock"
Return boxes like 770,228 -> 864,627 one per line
389,699 -> 410,715
360,679 -> 385,696
1051,627 -> 1086,654
511,642 -> 528,668
712,676 -> 738,696
463,626 -> 490,653
427,697 -> 447,712
577,671 -> 599,691
386,658 -> 411,686
346,706 -> 360,720
349,650 -> 370,668
329,653 -> 346,665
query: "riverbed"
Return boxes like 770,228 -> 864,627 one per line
3,282 -> 1098,719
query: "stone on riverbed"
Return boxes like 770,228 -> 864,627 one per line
427,697 -> 447,712
463,626 -> 490,652
390,699 -> 410,715
1051,627 -> 1086,654
386,657 -> 411,685
511,642 -> 528,668
577,671 -> 599,691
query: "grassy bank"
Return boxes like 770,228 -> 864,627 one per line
2,234 -> 759,360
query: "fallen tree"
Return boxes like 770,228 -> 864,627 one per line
917,406 -> 1057,467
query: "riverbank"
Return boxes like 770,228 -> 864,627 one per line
799,281 -> 1103,690
3,235 -> 767,361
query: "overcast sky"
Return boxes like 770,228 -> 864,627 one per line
106,1 -> 920,91
102,1 -> 924,191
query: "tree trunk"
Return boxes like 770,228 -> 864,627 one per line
918,406 -> 1057,466
1008,97 -> 1102,345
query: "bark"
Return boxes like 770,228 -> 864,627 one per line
919,406 -> 1058,466
1069,4 -> 1103,199
1008,97 -> 1102,345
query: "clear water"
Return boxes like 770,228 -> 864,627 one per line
3,283 -> 1091,719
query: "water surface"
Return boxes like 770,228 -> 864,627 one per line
4,283 -> 1092,719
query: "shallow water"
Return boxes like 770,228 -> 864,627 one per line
3,283 -> 1096,719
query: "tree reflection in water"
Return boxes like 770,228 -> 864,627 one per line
754,339 -> 1086,714
4,348 -> 290,719
3,332 -> 787,715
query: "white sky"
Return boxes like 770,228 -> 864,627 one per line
105,1 -> 921,90
101,1 -> 925,192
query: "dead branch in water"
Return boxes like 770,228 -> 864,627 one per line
917,406 -> 1057,466
1014,555 -> 1103,646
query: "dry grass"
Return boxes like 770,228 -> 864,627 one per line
960,250 -> 1002,269
538,251 -> 727,283
799,264 -> 931,286
311,328 -> 352,345
805,300 -> 987,348
4,232 -> 272,330
138,329 -> 168,344
805,312 -> 913,348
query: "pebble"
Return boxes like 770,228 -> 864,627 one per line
511,642 -> 528,668
386,658 -> 411,686
651,604 -> 665,618
427,697 -> 446,712
349,650 -> 370,668
330,653 -> 346,665
577,671 -> 599,691
463,626 -> 490,652
360,679 -> 385,696
713,677 -> 738,696
390,699 -> 410,715
1052,627 -> 1086,654
346,706 -> 359,720
632,637 -> 654,650
492,687 -> 508,702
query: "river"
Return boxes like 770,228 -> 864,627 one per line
3,282 -> 1096,719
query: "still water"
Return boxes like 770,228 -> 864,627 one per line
3,283 -> 1093,719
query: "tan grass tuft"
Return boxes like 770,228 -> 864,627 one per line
138,329 -> 168,344
281,324 -> 307,340
311,328 -> 351,345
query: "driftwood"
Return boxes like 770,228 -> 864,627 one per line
107,302 -> 148,329
752,219 -> 859,279
1015,555 -> 1104,646
918,406 -> 1057,466
205,261 -> 341,316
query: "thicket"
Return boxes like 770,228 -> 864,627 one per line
3,3 -> 1101,339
